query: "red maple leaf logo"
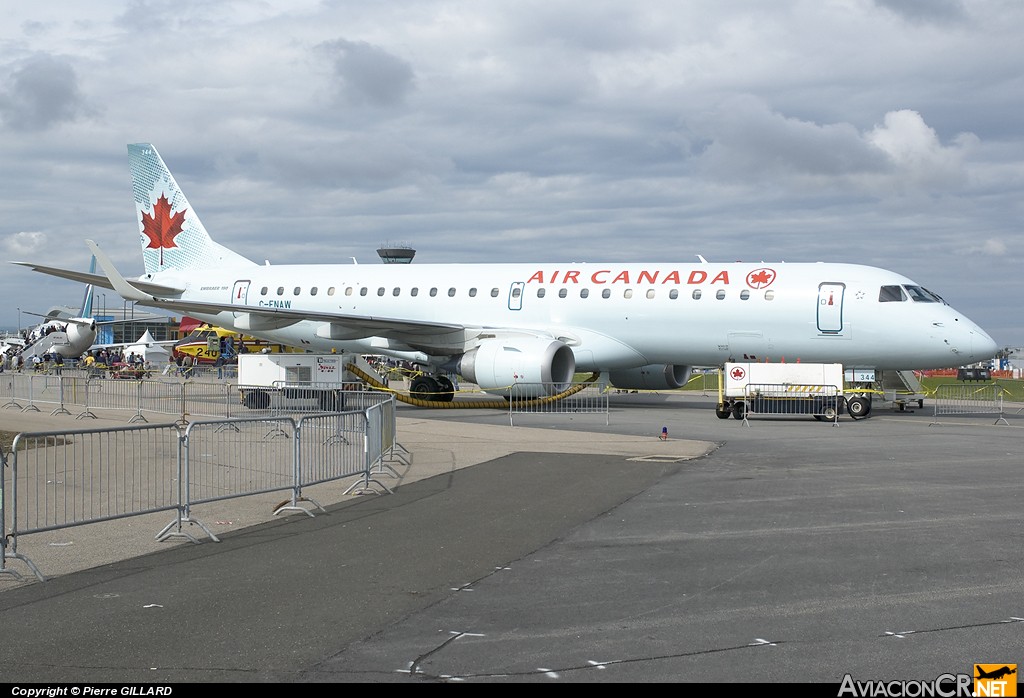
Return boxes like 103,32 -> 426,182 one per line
141,194 -> 187,266
746,268 -> 776,289
730,367 -> 746,380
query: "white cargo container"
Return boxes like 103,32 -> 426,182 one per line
717,362 -> 871,420
237,353 -> 357,410
722,362 -> 843,398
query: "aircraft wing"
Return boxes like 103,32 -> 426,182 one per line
11,261 -> 184,297
133,295 -> 467,336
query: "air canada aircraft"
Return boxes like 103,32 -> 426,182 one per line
14,143 -> 998,405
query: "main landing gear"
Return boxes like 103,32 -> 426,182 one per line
409,375 -> 456,403
845,396 -> 872,419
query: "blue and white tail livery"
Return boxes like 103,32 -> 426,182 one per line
15,143 -> 999,409
129,143 -> 255,275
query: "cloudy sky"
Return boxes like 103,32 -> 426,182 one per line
1,0 -> 1021,349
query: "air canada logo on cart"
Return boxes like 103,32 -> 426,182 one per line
729,366 -> 746,381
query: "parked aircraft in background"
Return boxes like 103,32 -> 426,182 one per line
13,143 -> 999,404
14,259 -> 165,362
16,274 -> 103,361
172,320 -> 305,364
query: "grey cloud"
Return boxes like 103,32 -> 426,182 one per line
317,39 -> 415,108
874,0 -> 967,23
0,53 -> 87,131
692,96 -> 888,181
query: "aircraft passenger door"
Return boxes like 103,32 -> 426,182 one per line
508,282 -> 525,311
231,280 -> 251,306
817,283 -> 845,335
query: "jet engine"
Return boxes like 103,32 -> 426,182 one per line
456,338 -> 576,397
64,319 -> 98,357
607,364 -> 692,390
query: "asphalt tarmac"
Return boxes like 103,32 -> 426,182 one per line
0,392 -> 1021,685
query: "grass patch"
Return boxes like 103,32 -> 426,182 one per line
1,430 -> 15,454
0,430 -> 70,455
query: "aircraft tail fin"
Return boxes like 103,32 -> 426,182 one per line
128,143 -> 256,275
79,255 -> 96,317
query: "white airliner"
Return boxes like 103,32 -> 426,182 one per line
14,143 -> 998,408
14,258 -> 166,362
16,277 -> 101,361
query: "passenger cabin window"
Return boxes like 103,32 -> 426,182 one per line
392,287 -> 400,296
327,287 -> 335,296
558,288 -> 568,298
469,288 -> 477,297
345,287 -> 353,296
765,290 -> 774,301
740,290 -> 750,300
277,287 -> 285,296
360,287 -> 368,297
411,288 -> 419,297
716,290 -> 726,300
537,288 -> 546,298
512,287 -> 522,298
377,287 -> 385,296
448,288 -> 456,297
646,289 -> 655,299
879,285 -> 907,302
260,287 -> 268,295
490,288 -> 499,297
310,287 -> 318,296
624,289 -> 633,299
669,289 -> 679,299
580,288 -> 589,298
602,289 -> 611,299
430,288 -> 438,297
293,287 -> 301,295
692,290 -> 702,300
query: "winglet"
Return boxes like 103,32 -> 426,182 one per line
86,240 -> 152,303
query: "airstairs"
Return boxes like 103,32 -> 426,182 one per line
18,331 -> 72,362
878,370 -> 926,411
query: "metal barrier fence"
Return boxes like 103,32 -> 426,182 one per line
930,384 -> 1008,425
1,373 -> 393,423
507,382 -> 609,426
741,384 -> 841,425
1,396 -> 400,583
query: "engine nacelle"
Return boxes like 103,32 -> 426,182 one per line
607,364 -> 692,391
64,320 -> 98,357
457,338 -> 576,397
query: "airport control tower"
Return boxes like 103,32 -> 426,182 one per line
376,244 -> 416,263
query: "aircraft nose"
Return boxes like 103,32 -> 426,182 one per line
972,327 -> 999,362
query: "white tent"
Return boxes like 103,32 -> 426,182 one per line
124,330 -> 171,366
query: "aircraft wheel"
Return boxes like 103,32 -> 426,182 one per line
410,376 -> 440,401
319,391 -> 340,411
732,402 -> 746,420
715,403 -> 731,419
243,390 -> 270,410
436,376 -> 456,403
846,396 -> 871,420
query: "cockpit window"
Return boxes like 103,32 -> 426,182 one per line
879,285 -> 907,302
904,285 -> 942,303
